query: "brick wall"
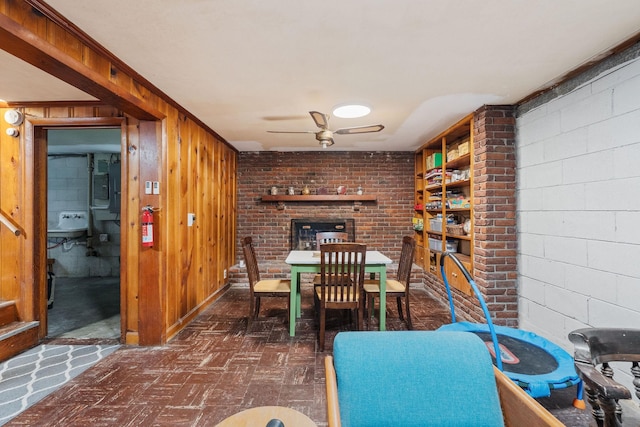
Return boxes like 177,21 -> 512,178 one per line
231,151 -> 417,282
473,106 -> 518,327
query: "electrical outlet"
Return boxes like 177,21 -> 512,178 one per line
187,213 -> 196,226
223,269 -> 227,279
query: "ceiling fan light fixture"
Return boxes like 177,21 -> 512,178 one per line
320,139 -> 335,149
332,104 -> 371,118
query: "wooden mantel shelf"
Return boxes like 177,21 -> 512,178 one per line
261,195 -> 377,202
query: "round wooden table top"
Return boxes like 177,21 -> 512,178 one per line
215,406 -> 317,427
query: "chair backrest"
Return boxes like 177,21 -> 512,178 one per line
316,232 -> 349,250
569,327 -> 640,401
241,236 -> 260,289
331,331 -> 505,427
318,243 -> 366,304
396,235 -> 416,285
569,328 -> 640,427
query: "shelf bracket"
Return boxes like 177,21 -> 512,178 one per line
276,201 -> 285,210
353,201 -> 362,212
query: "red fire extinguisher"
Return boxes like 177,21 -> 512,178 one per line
142,206 -> 154,247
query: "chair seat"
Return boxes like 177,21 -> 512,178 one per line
254,279 -> 291,293
364,279 -> 405,294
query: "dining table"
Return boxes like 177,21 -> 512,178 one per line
285,249 -> 393,337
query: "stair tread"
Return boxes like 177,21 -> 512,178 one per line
0,321 -> 39,340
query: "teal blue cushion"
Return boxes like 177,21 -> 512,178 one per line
333,331 -> 505,427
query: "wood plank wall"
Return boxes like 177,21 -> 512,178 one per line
0,1 -> 238,345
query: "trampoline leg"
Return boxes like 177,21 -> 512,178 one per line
573,380 -> 586,409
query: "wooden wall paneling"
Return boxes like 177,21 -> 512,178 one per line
214,143 -> 223,287
122,117 -> 140,344
0,109 -> 23,305
2,2 -> 240,345
165,110 -> 179,328
82,45 -> 111,78
229,148 -> 237,268
187,120 -> 197,311
220,141 -> 229,289
223,146 -> 233,282
47,106 -> 71,118
72,106 -> 96,118
137,120 -> 164,345
206,135 -> 215,293
227,147 -> 235,281
31,126 -> 48,335
178,115 -> 191,319
195,127 -> 206,303
45,18 -> 82,60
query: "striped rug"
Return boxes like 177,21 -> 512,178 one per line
0,344 -> 119,425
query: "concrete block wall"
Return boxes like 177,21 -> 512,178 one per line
517,53 -> 640,353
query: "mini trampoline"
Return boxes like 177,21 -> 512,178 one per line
437,252 -> 584,404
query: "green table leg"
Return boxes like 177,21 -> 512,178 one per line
289,267 -> 299,336
378,267 -> 386,331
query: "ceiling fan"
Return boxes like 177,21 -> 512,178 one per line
267,111 -> 384,148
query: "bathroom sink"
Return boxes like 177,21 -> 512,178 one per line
47,211 -> 88,239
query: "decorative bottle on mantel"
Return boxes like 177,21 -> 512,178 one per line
302,185 -> 310,195
356,186 -> 363,195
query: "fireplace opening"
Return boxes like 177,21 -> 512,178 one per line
291,218 -> 355,250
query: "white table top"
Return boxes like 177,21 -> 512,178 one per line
286,250 -> 392,265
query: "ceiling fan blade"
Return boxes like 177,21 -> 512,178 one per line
309,111 -> 330,129
267,130 -> 317,134
334,124 -> 384,135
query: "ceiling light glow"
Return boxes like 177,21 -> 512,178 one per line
332,104 -> 371,118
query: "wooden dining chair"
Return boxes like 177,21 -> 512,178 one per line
313,232 -> 350,286
315,231 -> 349,250
314,242 -> 367,351
241,236 -> 291,327
364,235 -> 416,329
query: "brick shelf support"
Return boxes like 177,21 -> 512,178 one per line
472,105 -> 518,327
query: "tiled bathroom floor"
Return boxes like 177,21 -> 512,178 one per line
7,285 -> 594,426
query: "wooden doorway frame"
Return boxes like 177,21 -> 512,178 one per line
25,116 -> 127,340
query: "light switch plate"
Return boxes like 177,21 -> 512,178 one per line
145,181 -> 152,195
153,181 -> 160,195
188,213 -> 196,226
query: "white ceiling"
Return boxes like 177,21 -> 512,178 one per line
3,1 -> 640,152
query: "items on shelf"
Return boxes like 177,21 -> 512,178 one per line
447,196 -> 471,209
426,152 -> 442,169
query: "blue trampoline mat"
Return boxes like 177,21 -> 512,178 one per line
438,321 -> 580,398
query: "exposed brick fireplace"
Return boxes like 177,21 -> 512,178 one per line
290,218 -> 355,250
231,151 -> 416,282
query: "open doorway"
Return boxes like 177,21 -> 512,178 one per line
44,127 -> 122,340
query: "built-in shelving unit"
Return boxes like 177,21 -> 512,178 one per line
414,113 -> 474,295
